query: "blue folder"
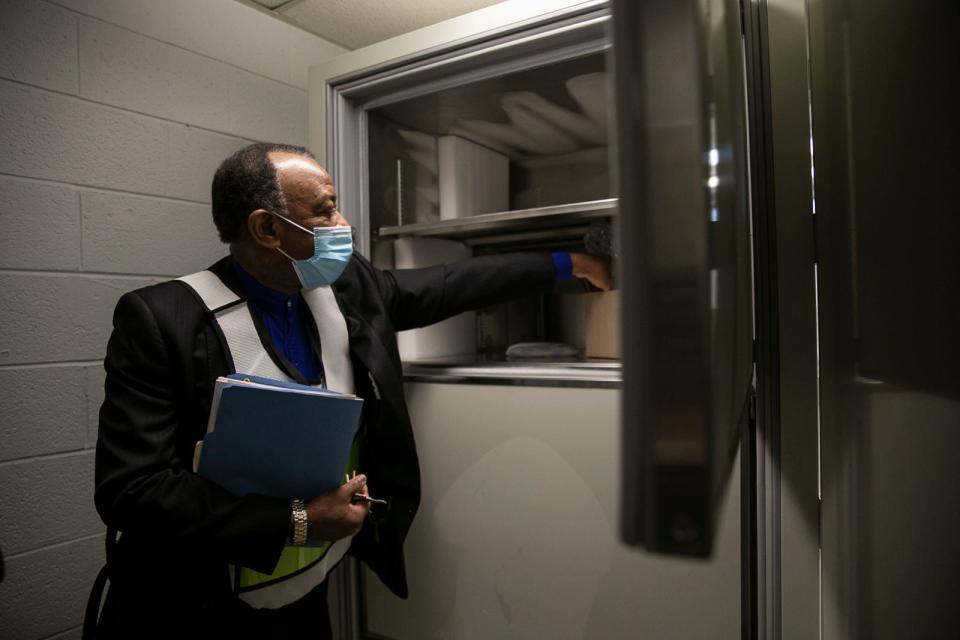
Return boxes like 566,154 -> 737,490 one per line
196,373 -> 363,501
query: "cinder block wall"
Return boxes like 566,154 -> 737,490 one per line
0,1 -> 343,637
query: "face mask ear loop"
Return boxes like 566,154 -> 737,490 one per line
270,210 -> 312,263
276,246 -> 297,262
269,210 -> 313,235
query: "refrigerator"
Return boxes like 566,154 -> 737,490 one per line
309,1 -> 746,638
309,0 -> 960,638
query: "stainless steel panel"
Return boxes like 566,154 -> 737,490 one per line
362,383 -> 741,639
811,1 -> 959,400
809,1 -> 960,637
762,1 -> 821,638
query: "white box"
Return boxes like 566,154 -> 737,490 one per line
437,135 -> 509,220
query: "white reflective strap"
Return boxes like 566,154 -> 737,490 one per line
302,285 -> 355,395
178,270 -> 287,379
177,271 -> 239,312
236,537 -> 351,610
216,305 -> 287,380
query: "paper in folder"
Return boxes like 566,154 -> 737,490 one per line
195,373 -> 363,501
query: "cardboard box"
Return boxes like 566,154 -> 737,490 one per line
584,290 -> 621,359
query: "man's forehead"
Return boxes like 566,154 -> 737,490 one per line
269,151 -> 335,202
269,152 -> 330,181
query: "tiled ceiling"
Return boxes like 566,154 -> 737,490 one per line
240,0 -> 508,50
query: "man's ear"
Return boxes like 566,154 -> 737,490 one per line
247,209 -> 281,249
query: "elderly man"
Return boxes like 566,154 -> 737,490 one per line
87,142 -> 610,638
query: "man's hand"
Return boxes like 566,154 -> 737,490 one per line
570,253 -> 614,291
305,474 -> 370,541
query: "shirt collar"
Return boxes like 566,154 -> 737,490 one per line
232,259 -> 299,313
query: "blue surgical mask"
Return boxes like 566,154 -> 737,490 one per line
272,213 -> 353,289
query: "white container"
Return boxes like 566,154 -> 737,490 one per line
437,135 -> 509,220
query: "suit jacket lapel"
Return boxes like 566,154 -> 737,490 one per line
332,289 -> 405,415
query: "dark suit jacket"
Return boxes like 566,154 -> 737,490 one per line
94,251 -> 556,628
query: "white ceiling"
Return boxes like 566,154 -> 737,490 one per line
240,0 -> 508,50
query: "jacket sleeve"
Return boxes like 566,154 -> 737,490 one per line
94,290 -> 290,574
372,252 -> 558,332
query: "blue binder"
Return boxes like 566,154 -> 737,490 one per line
196,374 -> 363,501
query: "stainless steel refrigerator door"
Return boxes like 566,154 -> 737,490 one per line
612,0 -> 753,554
809,1 -> 960,637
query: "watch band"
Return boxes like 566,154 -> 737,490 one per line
290,499 -> 308,546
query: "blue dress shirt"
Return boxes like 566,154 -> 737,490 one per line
233,261 -> 323,382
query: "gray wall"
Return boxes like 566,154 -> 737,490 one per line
0,1 -> 343,637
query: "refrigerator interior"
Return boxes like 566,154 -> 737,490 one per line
365,52 -> 619,369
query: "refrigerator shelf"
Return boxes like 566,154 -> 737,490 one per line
376,198 -> 617,240
402,357 -> 622,388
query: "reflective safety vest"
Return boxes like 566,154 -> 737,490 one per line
178,269 -> 359,610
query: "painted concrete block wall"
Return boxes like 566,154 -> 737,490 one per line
0,1 -> 344,637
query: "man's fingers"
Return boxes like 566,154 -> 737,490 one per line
571,253 -> 614,291
584,263 -> 612,291
591,274 -> 612,291
345,473 -> 366,488
339,473 -> 367,498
